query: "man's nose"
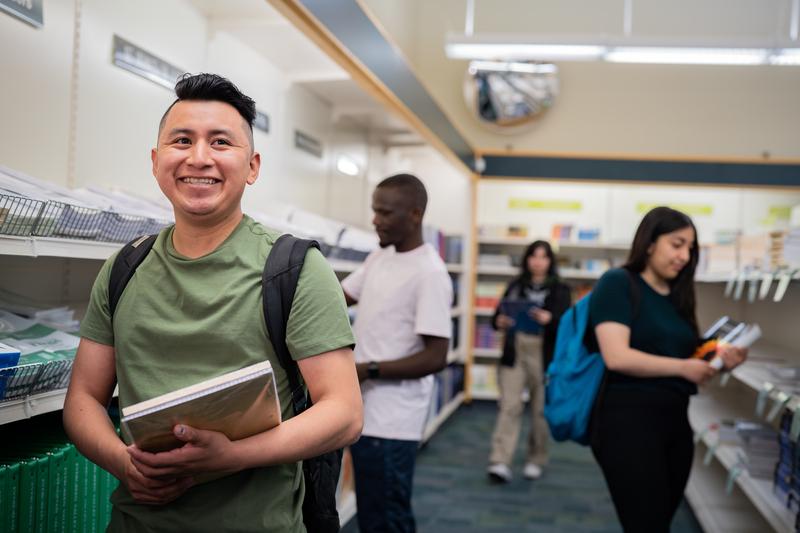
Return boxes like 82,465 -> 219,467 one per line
187,141 -> 213,166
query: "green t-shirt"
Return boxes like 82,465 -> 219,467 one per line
80,215 -> 355,533
588,268 -> 699,396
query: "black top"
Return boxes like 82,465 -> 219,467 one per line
493,276 -> 572,368
588,268 -> 698,396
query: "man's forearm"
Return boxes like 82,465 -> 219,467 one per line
63,392 -> 128,479
231,393 -> 361,470
359,346 -> 448,381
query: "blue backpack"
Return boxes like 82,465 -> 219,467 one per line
544,270 -> 639,445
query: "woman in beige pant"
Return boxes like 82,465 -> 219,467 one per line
487,241 -> 571,483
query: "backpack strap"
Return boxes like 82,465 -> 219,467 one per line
623,268 -> 642,320
108,234 -> 158,317
262,234 -> 320,416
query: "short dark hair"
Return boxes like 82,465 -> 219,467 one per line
158,73 -> 256,141
624,206 -> 699,336
376,173 -> 428,214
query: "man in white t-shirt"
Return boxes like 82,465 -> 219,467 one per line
342,173 -> 452,533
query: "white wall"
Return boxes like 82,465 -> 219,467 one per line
0,0 -> 472,240
73,0 -> 208,197
0,0 -> 75,186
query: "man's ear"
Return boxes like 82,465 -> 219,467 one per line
246,151 -> 261,185
151,148 -> 158,178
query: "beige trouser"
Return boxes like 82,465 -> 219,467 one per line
489,332 -> 549,467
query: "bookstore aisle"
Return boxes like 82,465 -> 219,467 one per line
342,400 -> 703,533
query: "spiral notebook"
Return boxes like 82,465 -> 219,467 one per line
120,360 -> 281,453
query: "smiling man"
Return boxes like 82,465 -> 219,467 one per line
63,73 -> 362,533
341,174 -> 452,533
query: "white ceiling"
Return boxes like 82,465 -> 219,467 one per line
186,0 -> 424,147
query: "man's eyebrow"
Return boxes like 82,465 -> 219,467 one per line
165,128 -> 194,137
163,128 -> 237,138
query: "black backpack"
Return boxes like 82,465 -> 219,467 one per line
109,233 -> 343,533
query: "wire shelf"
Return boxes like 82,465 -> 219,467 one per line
0,193 -> 171,243
0,359 -> 74,403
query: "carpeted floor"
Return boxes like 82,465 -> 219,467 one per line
342,400 -> 703,532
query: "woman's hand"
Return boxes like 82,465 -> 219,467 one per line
495,314 -> 515,330
680,359 -> 717,385
716,344 -> 748,371
530,308 -> 552,325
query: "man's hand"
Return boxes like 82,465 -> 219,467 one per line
127,424 -> 242,481
119,453 -> 194,505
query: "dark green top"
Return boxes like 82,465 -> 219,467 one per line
588,268 -> 698,396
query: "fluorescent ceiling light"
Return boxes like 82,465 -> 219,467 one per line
336,155 -> 360,176
468,60 -> 557,74
771,49 -> 800,65
446,34 -> 800,67
605,47 -> 768,65
446,42 -> 605,61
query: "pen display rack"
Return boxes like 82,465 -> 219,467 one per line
0,360 -> 74,403
0,193 -> 170,243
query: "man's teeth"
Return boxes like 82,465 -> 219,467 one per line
182,178 -> 217,184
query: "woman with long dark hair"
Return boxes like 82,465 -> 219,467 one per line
589,207 -> 747,532
487,240 -> 571,483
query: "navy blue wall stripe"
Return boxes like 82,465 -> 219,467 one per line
299,0 -> 474,170
482,155 -> 800,186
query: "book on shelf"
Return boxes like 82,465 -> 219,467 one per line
120,360 -> 280,454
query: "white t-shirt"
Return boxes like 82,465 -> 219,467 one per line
342,243 -> 453,441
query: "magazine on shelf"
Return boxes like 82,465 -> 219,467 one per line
120,360 -> 281,454
694,316 -> 762,369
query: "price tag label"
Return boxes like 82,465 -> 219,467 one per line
756,383 -> 775,417
720,372 -> 732,387
726,465 -> 743,495
724,271 -> 737,298
703,443 -> 717,466
747,273 -> 759,303
733,271 -> 747,300
759,272 -> 774,300
694,427 -> 710,445
767,391 -> 791,422
774,272 -> 793,302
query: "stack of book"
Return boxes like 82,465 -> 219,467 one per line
774,409 -> 800,515
0,413 -> 117,533
475,281 -> 506,309
474,323 -> 503,350
736,421 -> 779,479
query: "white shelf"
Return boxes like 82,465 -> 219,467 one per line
0,388 -> 71,425
338,491 -> 357,527
0,235 -> 123,260
728,341 -> 800,409
0,386 -> 120,426
477,264 -> 517,276
475,307 -> 494,316
445,263 -> 463,273
478,236 -> 629,251
559,268 -> 602,280
689,394 -> 795,533
473,347 -> 501,359
450,307 -> 464,318
422,392 -> 464,444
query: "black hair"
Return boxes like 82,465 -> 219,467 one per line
376,173 -> 428,214
624,206 -> 700,336
158,73 -> 256,136
520,240 -> 559,282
